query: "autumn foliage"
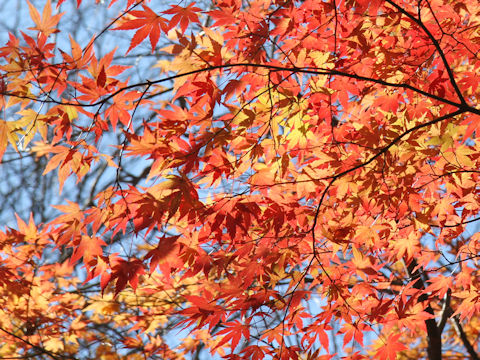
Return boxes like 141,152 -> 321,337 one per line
2,0 -> 480,358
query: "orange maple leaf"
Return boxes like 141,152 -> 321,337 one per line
375,333 -> 407,360
27,0 -> 64,37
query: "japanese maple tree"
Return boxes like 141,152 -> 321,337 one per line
1,0 -> 480,359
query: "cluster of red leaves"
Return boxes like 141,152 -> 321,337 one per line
2,0 -> 480,359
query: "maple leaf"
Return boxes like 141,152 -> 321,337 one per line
145,235 -> 180,273
32,142 -> 93,193
424,275 -> 453,298
70,235 -> 107,265
27,0 -> 64,37
113,5 -> 168,53
341,322 -> 364,347
59,35 -> 94,69
109,257 -> 146,295
215,320 -> 250,352
162,3 -> 202,34
14,213 -> 43,244
390,233 -> 420,261
375,334 -> 407,360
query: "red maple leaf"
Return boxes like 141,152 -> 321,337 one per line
114,5 -> 168,53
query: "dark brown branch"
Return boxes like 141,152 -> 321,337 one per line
451,316 -> 480,360
403,258 -> 442,360
437,289 -> 452,333
441,216 -> 480,228
5,63 -> 475,114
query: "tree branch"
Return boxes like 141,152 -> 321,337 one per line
402,258 -> 442,360
0,326 -> 77,360
437,289 -> 452,333
385,0 -> 466,105
451,316 -> 480,360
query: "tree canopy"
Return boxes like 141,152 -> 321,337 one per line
1,0 -> 480,359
